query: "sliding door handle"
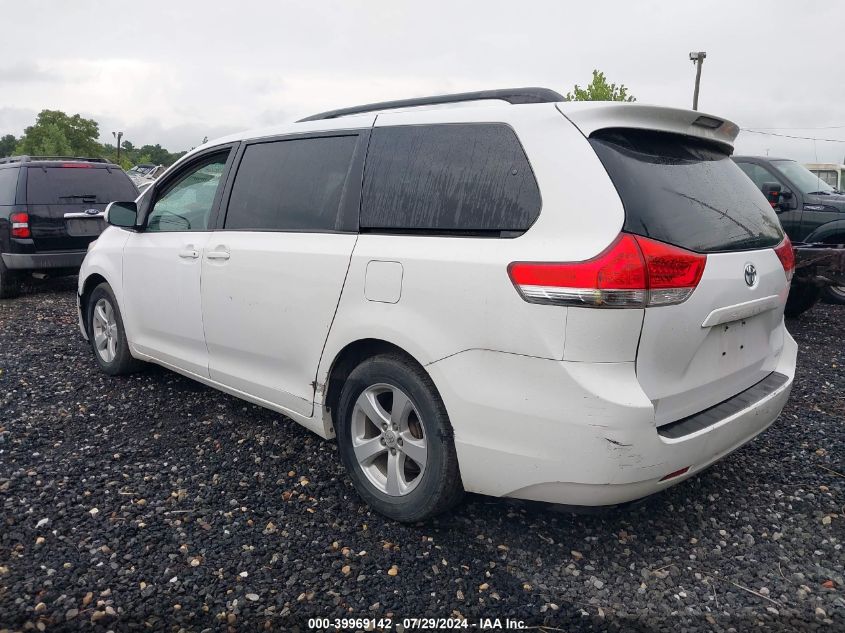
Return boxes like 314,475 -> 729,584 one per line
206,251 -> 230,261
178,249 -> 199,259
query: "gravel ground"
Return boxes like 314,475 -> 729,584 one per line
0,277 -> 843,632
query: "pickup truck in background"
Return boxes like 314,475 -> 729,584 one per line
733,156 -> 845,315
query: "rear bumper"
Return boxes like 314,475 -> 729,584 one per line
427,330 -> 797,506
1,251 -> 86,270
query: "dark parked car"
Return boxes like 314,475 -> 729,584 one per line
0,155 -> 138,298
734,156 -> 845,308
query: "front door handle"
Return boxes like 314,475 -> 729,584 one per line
178,248 -> 199,259
206,249 -> 230,261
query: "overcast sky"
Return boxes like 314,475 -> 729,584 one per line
2,0 -> 844,163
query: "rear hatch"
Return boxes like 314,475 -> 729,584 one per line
25,164 -> 138,251
588,127 -> 790,425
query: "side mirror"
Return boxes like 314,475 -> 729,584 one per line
105,201 -> 138,228
760,182 -> 782,207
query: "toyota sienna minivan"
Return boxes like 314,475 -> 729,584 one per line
77,88 -> 797,521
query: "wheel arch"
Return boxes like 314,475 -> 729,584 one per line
804,221 -> 845,244
79,272 -> 109,336
321,338 -> 434,435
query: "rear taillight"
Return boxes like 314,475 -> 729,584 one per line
508,233 -> 707,308
10,212 -> 30,239
774,236 -> 795,283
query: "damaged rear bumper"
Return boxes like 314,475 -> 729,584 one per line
426,331 -> 797,506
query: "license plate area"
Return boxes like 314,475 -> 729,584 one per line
65,218 -> 106,237
715,316 -> 766,371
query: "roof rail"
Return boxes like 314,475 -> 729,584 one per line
0,155 -> 110,165
297,87 -> 565,122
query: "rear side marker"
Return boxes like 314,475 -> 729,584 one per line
508,233 -> 707,308
659,466 -> 690,482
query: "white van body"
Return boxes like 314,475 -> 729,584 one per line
78,92 -> 797,519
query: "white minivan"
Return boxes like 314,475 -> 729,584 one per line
78,88 -> 797,521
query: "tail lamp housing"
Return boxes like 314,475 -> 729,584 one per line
773,236 -> 795,283
508,233 -> 707,309
10,212 -> 31,239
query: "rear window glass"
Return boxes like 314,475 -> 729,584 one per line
26,166 -> 138,204
590,129 -> 783,252
0,168 -> 18,205
225,136 -> 357,232
361,123 -> 541,233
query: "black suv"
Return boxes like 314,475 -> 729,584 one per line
0,156 -> 138,298
733,156 -> 845,304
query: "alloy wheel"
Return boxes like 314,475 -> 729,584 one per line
351,383 -> 427,496
92,298 -> 118,363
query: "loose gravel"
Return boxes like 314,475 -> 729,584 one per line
1,277 -> 843,631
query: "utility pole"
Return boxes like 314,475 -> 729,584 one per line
689,51 -> 706,111
112,131 -> 123,163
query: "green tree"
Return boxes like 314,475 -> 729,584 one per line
15,123 -> 73,156
16,109 -> 103,157
0,134 -> 17,157
564,70 -> 636,102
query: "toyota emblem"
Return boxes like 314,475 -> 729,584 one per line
744,263 -> 757,287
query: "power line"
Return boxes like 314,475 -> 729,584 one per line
743,125 -> 845,130
740,129 -> 845,143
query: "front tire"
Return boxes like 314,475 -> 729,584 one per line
336,354 -> 463,522
86,283 -> 143,375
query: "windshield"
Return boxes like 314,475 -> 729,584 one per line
774,160 -> 835,194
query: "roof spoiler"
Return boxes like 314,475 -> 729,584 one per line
557,103 -> 740,150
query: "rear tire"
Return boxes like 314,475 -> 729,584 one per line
0,259 -> 21,299
86,283 -> 143,375
335,353 -> 463,522
784,283 -> 821,318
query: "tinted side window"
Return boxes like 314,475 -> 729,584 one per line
361,123 -> 541,233
0,168 -> 18,205
225,136 -> 357,231
146,153 -> 229,232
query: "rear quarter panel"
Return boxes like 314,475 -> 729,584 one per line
316,104 -> 626,396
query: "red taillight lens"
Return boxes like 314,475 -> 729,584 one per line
774,236 -> 795,283
636,235 -> 707,306
508,233 -> 707,308
10,212 -> 30,239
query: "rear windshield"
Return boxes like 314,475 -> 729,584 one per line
590,129 -> 783,253
26,166 -> 138,204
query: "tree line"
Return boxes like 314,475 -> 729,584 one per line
0,110 -> 189,169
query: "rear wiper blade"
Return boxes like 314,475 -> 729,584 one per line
806,191 -> 831,196
59,194 -> 97,199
